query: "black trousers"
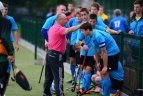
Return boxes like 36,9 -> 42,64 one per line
43,50 -> 64,96
0,61 -> 10,96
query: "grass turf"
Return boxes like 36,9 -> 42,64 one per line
6,45 -> 99,96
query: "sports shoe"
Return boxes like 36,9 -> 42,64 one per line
93,86 -> 100,92
78,89 -> 91,94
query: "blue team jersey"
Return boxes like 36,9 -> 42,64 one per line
92,29 -> 120,56
41,15 -> 56,41
110,61 -> 124,81
42,15 -> 56,29
109,16 -> 129,32
78,31 -> 95,56
96,16 -> 107,28
95,25 -> 106,31
66,17 -> 80,45
5,15 -> 18,42
130,17 -> 143,36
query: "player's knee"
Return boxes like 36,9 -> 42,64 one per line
85,66 -> 92,73
70,57 -> 75,64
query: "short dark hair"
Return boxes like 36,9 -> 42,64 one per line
91,2 -> 100,10
80,8 -> 89,14
89,14 -> 97,20
80,22 -> 93,31
3,3 -> 9,8
134,0 -> 143,6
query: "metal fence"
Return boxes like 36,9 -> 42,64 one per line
21,19 -> 143,95
21,18 -> 45,59
112,33 -> 143,95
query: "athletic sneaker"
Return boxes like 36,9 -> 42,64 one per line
78,89 -> 91,94
93,86 -> 100,92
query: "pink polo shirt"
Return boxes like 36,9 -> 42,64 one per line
48,23 -> 66,55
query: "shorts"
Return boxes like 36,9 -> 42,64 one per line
80,55 -> 95,67
75,51 -> 80,64
69,45 -> 76,57
100,52 -> 120,71
110,77 -> 123,91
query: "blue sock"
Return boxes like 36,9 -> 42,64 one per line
82,72 -> 91,90
77,69 -> 82,80
101,77 -> 111,96
70,64 -> 76,79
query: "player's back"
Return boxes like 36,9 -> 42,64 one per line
93,29 -> 120,56
109,16 -> 128,32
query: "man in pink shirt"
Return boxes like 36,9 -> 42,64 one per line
43,13 -> 82,96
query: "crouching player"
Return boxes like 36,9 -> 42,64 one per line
80,22 -> 121,96
92,61 -> 124,96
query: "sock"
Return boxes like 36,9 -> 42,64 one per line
70,64 -> 76,79
101,77 -> 111,96
81,72 -> 91,90
77,68 -> 82,80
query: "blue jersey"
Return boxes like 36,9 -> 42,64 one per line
78,31 -> 95,56
96,16 -> 107,28
130,16 -> 143,36
95,25 -> 106,31
5,15 -> 18,42
110,61 -> 124,81
109,16 -> 129,32
41,15 -> 56,41
92,29 -> 120,56
66,17 -> 80,45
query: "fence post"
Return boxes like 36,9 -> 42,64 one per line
34,19 -> 38,60
120,32 -> 124,64
138,37 -> 143,89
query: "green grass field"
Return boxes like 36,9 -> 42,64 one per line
6,45 -> 99,96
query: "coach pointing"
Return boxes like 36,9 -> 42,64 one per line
43,13 -> 83,96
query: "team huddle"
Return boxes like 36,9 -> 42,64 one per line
41,2 -> 128,96
0,0 -> 142,96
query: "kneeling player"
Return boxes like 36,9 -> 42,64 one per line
92,61 -> 124,96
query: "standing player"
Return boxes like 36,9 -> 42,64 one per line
0,1 -> 14,95
90,3 -> 107,28
90,3 -> 120,34
66,12 -> 82,83
80,22 -> 120,96
3,3 -> 19,50
109,9 -> 129,33
75,8 -> 96,93
41,4 -> 66,44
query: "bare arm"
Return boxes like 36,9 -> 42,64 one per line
100,47 -> 108,68
64,24 -> 81,35
12,30 -> 19,50
94,49 -> 100,64
106,28 -> 121,34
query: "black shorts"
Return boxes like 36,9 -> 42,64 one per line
110,77 -> 123,90
100,52 -> 120,71
80,55 -> 95,67
75,51 -> 80,64
0,61 -> 9,78
69,45 -> 76,57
